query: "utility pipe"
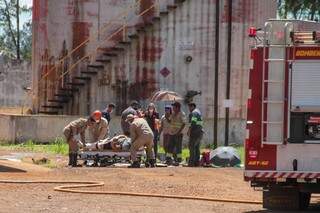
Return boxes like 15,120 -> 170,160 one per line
213,0 -> 220,149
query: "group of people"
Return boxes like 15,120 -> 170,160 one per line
63,100 -> 204,168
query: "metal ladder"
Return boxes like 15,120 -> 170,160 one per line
261,22 -> 293,146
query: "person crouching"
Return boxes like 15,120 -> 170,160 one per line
126,114 -> 155,168
63,117 -> 95,167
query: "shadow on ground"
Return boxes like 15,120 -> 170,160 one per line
0,164 -> 26,173
245,201 -> 320,213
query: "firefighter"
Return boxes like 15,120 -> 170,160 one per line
121,101 -> 140,136
144,103 -> 160,159
102,103 -> 116,123
167,102 -> 186,165
89,110 -> 109,142
63,117 -> 95,167
187,103 -> 204,167
159,105 -> 172,161
126,114 -> 155,168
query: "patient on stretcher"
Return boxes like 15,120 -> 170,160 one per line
84,135 -> 132,152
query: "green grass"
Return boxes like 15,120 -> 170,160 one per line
1,140 -> 245,164
158,145 -> 244,163
0,138 -> 68,156
236,146 -> 244,164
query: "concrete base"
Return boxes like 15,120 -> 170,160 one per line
0,114 -> 78,143
0,114 -> 245,146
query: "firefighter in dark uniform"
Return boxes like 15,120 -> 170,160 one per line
63,117 -> 95,167
121,101 -> 140,136
187,103 -> 204,167
144,103 -> 160,159
102,103 -> 115,123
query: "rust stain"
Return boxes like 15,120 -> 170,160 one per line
131,34 -> 160,100
222,0 -> 254,23
129,67 -> 157,100
137,36 -> 163,62
32,0 -> 40,21
39,49 -> 55,102
72,22 -> 90,59
111,28 -> 125,42
140,0 -> 155,23
142,35 -> 149,62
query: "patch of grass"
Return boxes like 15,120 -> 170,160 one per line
158,145 -> 244,163
235,146 -> 244,163
43,160 -> 58,169
0,138 -> 68,156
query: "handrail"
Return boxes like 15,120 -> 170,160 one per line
58,3 -> 157,80
39,0 -> 143,82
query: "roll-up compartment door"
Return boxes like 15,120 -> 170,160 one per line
292,61 -> 320,108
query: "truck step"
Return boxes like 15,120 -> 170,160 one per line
262,121 -> 283,124
264,80 -> 284,83
263,100 -> 284,104
264,59 -> 285,62
262,141 -> 284,145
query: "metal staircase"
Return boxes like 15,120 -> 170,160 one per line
38,0 -> 186,115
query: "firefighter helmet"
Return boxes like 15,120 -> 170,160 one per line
92,110 -> 102,122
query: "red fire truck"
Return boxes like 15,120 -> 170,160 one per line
245,20 -> 320,210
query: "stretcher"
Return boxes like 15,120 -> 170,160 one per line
78,149 -> 146,167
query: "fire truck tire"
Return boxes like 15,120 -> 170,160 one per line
299,192 -> 311,210
263,186 -> 310,210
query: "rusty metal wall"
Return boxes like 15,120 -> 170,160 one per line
91,0 -> 277,118
94,0 -> 276,118
32,0 -> 277,142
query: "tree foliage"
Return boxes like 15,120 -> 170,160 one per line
278,0 -> 320,21
0,0 -> 31,61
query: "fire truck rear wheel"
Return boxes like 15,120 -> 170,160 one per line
263,186 -> 310,210
299,192 -> 311,210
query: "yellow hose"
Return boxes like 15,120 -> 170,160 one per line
0,180 -> 262,205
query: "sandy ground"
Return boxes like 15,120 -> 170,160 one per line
1,150 -> 320,213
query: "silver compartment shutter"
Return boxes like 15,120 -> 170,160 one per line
292,61 -> 320,107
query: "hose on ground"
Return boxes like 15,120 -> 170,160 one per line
0,180 -> 262,205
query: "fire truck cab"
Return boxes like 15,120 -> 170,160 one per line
245,19 -> 320,210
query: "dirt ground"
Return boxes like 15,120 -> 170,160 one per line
1,150 -> 320,213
